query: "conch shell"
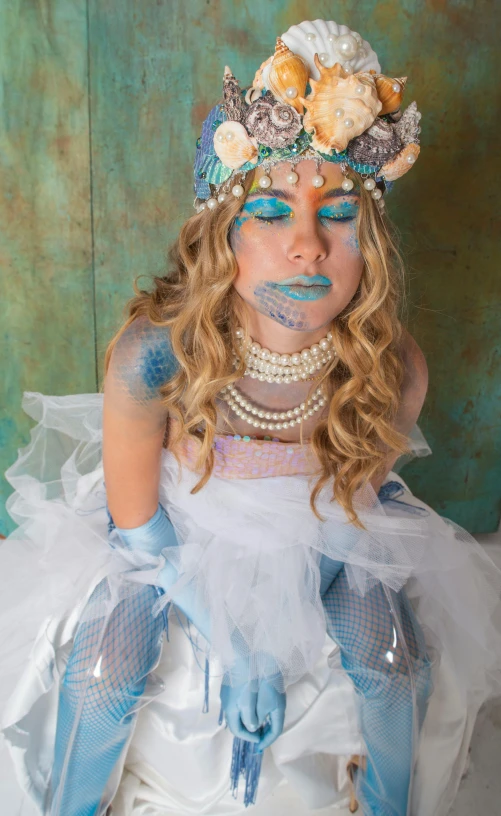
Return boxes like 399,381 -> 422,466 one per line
380,142 -> 420,181
375,75 -> 407,115
266,38 -> 309,114
213,121 -> 258,170
347,118 -> 402,166
300,55 -> 382,153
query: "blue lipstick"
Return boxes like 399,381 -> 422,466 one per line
269,274 -> 332,301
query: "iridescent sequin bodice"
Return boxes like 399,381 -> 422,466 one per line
165,416 -> 320,479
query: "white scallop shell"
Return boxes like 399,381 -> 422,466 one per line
262,19 -> 381,88
213,121 -> 259,170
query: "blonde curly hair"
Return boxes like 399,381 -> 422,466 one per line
105,166 -> 412,529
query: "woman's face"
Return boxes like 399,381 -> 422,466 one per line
229,160 -> 364,334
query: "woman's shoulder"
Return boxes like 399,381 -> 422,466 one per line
108,315 -> 180,403
396,326 -> 428,427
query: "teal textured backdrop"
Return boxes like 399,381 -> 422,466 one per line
1,0 -> 500,534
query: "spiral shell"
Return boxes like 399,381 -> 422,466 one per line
347,118 -> 402,166
380,142 -> 420,181
394,101 -> 422,145
213,121 -> 259,170
222,65 -> 246,123
300,55 -> 382,153
262,19 -> 380,88
266,38 -> 309,114
375,75 -> 407,115
245,92 -> 303,149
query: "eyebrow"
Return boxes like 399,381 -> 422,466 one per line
246,186 -> 360,202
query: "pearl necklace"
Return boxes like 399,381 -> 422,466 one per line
233,326 -> 336,384
217,327 -> 334,432
220,382 -> 327,432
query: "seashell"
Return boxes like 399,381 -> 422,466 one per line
380,142 -> 420,181
262,19 -> 380,89
245,86 -> 262,105
213,121 -> 259,169
300,55 -> 382,154
245,91 -> 303,149
266,38 -> 309,114
393,101 -> 422,145
222,65 -> 246,123
347,118 -> 402,166
252,55 -> 274,91
374,75 -> 407,115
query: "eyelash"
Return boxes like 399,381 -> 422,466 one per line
253,214 -> 356,224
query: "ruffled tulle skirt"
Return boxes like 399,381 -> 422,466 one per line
2,392 -> 501,815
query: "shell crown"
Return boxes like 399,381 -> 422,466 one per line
194,19 -> 422,206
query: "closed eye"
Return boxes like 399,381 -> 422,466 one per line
253,214 -> 356,224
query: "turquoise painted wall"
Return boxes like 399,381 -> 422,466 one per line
1,0 -> 500,534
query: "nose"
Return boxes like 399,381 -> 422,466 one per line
286,218 -> 328,265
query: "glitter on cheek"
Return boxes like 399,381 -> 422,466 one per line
253,282 -> 310,329
343,219 -> 361,255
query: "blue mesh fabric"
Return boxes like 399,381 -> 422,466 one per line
49,579 -> 165,816
322,562 -> 433,816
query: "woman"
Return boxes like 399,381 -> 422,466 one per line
2,18 -> 501,816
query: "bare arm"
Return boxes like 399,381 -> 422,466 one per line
370,327 -> 429,495
102,315 -> 179,528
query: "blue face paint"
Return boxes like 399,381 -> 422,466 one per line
317,202 -> 360,224
253,282 -> 309,329
240,198 -> 294,225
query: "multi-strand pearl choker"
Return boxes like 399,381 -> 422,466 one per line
217,326 -> 334,432
232,326 -> 336,384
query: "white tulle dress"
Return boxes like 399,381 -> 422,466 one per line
1,391 -> 501,816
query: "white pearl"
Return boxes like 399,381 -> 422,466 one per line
327,34 -> 337,43
259,348 -> 271,359
198,202 -> 206,210
305,32 -> 316,41
232,184 -> 244,198
336,34 -> 358,60
235,327 -> 243,338
259,175 -> 272,188
225,131 -> 234,141
270,352 -> 280,364
358,47 -> 367,58
392,83 -> 400,93
291,352 -> 302,365
371,189 -> 382,200
342,63 -> 353,73
319,338 -> 330,350
335,107 -> 344,118
310,344 -> 321,356
301,349 -> 311,360
342,178 -> 354,191
355,84 -> 365,94
363,178 -> 376,190
407,154 -> 416,163
217,193 -> 227,203
344,117 -> 354,128
280,354 -> 291,366
312,174 -> 325,188
286,171 -> 299,185
318,52 -> 330,64
206,198 -> 218,210
285,86 -> 298,99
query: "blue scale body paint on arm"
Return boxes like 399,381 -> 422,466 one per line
114,320 -> 180,405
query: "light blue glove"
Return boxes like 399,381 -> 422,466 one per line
117,504 -> 283,746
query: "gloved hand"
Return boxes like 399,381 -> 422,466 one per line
220,651 -> 286,751
116,504 -> 283,746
